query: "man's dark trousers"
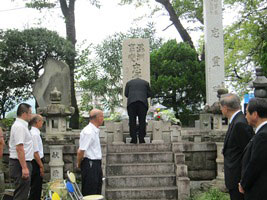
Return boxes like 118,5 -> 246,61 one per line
81,158 -> 102,196
9,159 -> 32,200
229,188 -> 244,200
29,159 -> 43,200
127,101 -> 148,142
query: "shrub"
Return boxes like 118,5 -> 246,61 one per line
191,188 -> 230,200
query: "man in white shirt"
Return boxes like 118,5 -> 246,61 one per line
9,103 -> 33,200
28,114 -> 44,200
77,109 -> 104,196
239,98 -> 267,199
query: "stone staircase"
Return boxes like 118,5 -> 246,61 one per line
105,144 -> 178,200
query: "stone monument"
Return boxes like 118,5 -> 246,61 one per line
37,88 -> 74,181
203,0 -> 225,106
122,38 -> 150,107
33,58 -> 71,107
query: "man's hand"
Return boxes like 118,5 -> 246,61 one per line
77,162 -> 81,169
238,183 -> 245,194
22,167 -> 30,179
40,165 -> 45,177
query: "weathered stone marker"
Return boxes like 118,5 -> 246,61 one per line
122,38 -> 150,107
203,0 -> 225,106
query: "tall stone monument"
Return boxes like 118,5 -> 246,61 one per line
203,0 -> 225,106
33,58 -> 71,107
122,38 -> 150,107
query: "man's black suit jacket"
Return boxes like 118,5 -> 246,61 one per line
241,123 -> 267,200
223,111 -> 253,190
124,78 -> 151,108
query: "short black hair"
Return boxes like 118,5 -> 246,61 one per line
248,98 -> 267,118
17,103 -> 31,117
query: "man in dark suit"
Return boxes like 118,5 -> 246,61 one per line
220,94 -> 253,200
239,98 -> 267,199
125,78 -> 151,144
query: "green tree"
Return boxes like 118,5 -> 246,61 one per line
224,0 -> 267,94
151,40 -> 205,124
78,24 -> 163,112
24,0 -> 101,128
0,28 -> 75,118
120,0 -> 202,52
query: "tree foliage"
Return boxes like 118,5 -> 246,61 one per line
0,28 -> 75,118
78,24 -> 163,112
22,0 -> 101,128
151,40 -> 205,124
224,0 -> 266,94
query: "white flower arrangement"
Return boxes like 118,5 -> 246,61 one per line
105,108 -> 128,122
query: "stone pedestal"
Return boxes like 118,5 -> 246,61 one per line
170,125 -> 181,142
177,177 -> 190,200
152,121 -> 164,144
112,122 -> 124,144
0,159 -> 4,193
199,113 -> 212,131
49,145 -> 64,180
215,142 -> 224,180
213,114 -> 223,130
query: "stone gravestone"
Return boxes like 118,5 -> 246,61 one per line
33,58 -> 71,107
122,38 -> 150,107
203,0 -> 225,106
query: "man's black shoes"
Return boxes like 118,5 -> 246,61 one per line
139,138 -> 145,144
130,138 -> 137,144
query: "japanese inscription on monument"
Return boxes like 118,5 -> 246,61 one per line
204,0 -> 225,105
122,38 -> 150,107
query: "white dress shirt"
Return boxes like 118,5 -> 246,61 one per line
79,123 -> 102,160
255,121 -> 267,134
30,127 -> 44,159
9,118 -> 34,161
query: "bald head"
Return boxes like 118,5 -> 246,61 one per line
29,114 -> 44,129
89,109 -> 104,127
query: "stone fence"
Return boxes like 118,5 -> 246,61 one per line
0,120 -> 226,193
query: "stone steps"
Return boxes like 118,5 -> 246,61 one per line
106,163 -> 175,176
106,174 -> 176,188
107,143 -> 172,153
105,143 -> 178,199
106,186 -> 178,200
107,152 -> 174,164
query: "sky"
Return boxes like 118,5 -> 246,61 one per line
0,0 -> 237,47
0,0 -> 186,45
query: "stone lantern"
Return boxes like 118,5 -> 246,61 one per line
38,87 -> 75,141
253,67 -> 267,98
37,87 -> 74,180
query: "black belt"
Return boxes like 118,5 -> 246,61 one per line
10,158 -> 32,163
83,157 -> 101,164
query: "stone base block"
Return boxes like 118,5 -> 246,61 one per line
177,177 -> 190,200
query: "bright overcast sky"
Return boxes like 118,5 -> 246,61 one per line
0,0 -> 236,47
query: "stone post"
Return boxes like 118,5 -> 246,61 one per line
0,158 -> 4,193
213,114 -> 223,130
152,121 -> 164,144
199,113 -> 212,131
49,145 -> 64,180
170,125 -> 182,142
112,122 -> 124,144
203,0 -> 225,106
215,142 -> 224,180
177,177 -> 190,200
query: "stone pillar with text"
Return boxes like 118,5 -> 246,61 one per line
203,0 -> 225,106
122,38 -> 150,108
